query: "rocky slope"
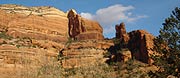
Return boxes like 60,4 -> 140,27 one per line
60,40 -> 114,68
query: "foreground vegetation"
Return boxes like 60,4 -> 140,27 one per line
150,7 -> 180,77
19,58 -> 151,78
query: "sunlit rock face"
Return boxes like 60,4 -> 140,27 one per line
0,4 -> 68,42
61,40 -> 114,68
0,4 -> 104,42
67,9 -> 104,40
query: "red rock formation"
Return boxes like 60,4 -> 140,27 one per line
67,9 -> 104,40
61,40 -> 113,68
128,30 -> 155,63
115,22 -> 129,43
67,9 -> 85,38
115,22 -> 126,38
0,5 -> 68,42
0,4 -> 104,42
114,22 -> 155,64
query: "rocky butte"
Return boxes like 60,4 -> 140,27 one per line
114,22 -> 155,64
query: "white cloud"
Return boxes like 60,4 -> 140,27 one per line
127,15 -> 148,22
80,4 -> 148,38
127,12 -> 132,16
80,12 -> 93,20
94,4 -> 134,24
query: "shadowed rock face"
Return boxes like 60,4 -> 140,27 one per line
115,22 -> 155,64
67,9 -> 104,40
128,30 -> 155,63
115,22 -> 129,43
67,9 -> 86,38
115,22 -> 126,38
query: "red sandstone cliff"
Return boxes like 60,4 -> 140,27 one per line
0,4 -> 104,42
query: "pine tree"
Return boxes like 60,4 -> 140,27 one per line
151,7 -> 180,77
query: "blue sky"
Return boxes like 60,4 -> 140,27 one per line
0,0 -> 180,38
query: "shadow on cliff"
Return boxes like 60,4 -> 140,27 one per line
105,38 -> 128,64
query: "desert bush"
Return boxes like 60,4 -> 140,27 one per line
0,31 -> 12,40
64,63 -> 115,78
116,59 -> 150,78
16,44 -> 21,48
37,62 -> 64,78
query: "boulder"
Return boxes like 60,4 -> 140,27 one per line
121,50 -> 132,62
110,49 -> 131,62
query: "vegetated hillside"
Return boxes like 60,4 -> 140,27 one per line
0,4 -> 159,78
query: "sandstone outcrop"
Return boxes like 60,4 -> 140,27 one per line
67,9 -> 104,40
128,30 -> 155,63
115,22 -> 155,64
60,40 -> 114,68
115,22 -> 129,43
109,49 -> 131,62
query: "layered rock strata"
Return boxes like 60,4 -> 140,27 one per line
60,40 -> 114,68
0,4 -> 104,42
67,9 -> 104,40
0,4 -> 69,42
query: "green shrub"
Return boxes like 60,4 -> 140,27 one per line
0,32 -> 13,40
16,44 -> 21,48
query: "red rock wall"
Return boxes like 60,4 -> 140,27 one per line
0,6 -> 68,42
128,30 -> 152,63
0,5 -> 104,42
